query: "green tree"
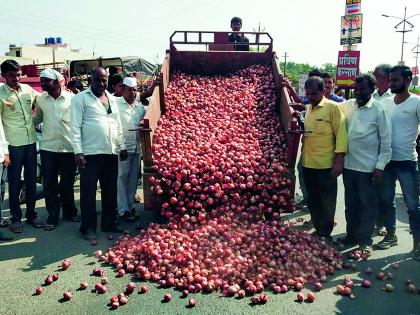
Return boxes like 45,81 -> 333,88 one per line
279,62 -> 337,89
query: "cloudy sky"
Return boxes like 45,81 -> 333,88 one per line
0,0 -> 419,72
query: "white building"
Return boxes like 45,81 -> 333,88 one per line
2,37 -> 91,66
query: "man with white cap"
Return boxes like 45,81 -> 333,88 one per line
116,77 -> 146,221
71,68 -> 127,240
0,60 -> 43,233
33,69 -> 80,230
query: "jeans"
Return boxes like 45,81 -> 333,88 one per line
297,155 -> 307,201
117,152 -> 140,215
303,167 -> 337,237
79,154 -> 118,233
41,150 -> 77,225
379,160 -> 420,239
343,169 -> 379,246
8,144 -> 37,223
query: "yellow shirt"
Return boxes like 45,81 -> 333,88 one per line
0,83 -> 38,146
303,97 -> 348,169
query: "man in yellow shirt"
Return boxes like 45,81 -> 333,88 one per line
0,60 -> 44,233
302,77 -> 348,241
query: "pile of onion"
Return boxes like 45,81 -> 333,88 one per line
99,65 -> 342,299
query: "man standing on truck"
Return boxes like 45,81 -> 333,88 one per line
116,77 -> 146,222
228,17 -> 249,51
338,74 -> 392,255
302,77 -> 348,242
33,69 -> 80,231
71,68 -> 127,240
375,66 -> 420,261
0,60 -> 44,233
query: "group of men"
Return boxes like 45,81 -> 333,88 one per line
0,60 -> 151,241
296,65 -> 420,260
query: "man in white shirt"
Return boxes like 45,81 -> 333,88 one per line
373,64 -> 393,102
375,66 -> 420,261
372,64 -> 393,237
116,77 -> 146,221
33,69 -> 80,231
338,74 -> 392,254
71,68 -> 127,240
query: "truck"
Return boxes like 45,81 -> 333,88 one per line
138,31 -> 302,212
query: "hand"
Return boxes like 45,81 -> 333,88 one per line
331,156 -> 344,178
3,154 -> 10,168
119,150 -> 128,161
74,153 -> 86,169
372,169 -> 384,186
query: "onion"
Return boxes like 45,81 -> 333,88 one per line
296,292 -> 304,302
35,287 -> 44,295
63,290 -> 73,301
306,291 -> 315,302
80,281 -> 89,290
93,65 -> 343,306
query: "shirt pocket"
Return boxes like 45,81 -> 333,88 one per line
19,93 -> 33,108
353,119 -> 375,136
313,119 -> 331,135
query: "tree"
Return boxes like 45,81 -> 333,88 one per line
278,62 -> 337,89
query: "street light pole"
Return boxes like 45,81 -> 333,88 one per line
400,7 -> 407,63
282,52 -> 289,76
413,37 -> 420,89
382,7 -> 420,64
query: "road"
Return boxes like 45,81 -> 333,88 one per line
0,176 -> 419,315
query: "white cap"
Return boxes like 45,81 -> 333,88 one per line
123,77 -> 137,88
40,69 -> 64,81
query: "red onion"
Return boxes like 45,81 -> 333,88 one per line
94,65 -> 342,305
306,291 -> 315,302
63,290 -> 73,301
80,281 -> 88,290
35,287 -> 44,295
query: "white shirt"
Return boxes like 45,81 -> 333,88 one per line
0,118 -> 8,162
33,90 -> 74,152
372,89 -> 393,102
383,94 -> 420,161
116,97 -> 146,154
70,88 -> 125,155
340,97 -> 392,172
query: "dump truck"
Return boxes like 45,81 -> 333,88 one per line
139,31 -> 301,211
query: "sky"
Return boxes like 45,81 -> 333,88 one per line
0,0 -> 419,72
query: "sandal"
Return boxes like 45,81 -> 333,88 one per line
0,218 -> 8,227
10,222 -> 22,233
377,227 -> 387,236
44,224 -> 56,231
27,217 -> 45,229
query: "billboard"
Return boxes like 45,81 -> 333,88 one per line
336,51 -> 360,87
340,14 -> 363,45
345,0 -> 361,15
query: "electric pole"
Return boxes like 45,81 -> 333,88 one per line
413,37 -> 420,89
282,52 -> 289,76
253,22 -> 266,52
382,7 -> 420,65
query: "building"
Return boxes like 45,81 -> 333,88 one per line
1,37 -> 92,66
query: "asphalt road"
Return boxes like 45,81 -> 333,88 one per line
0,177 -> 419,315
